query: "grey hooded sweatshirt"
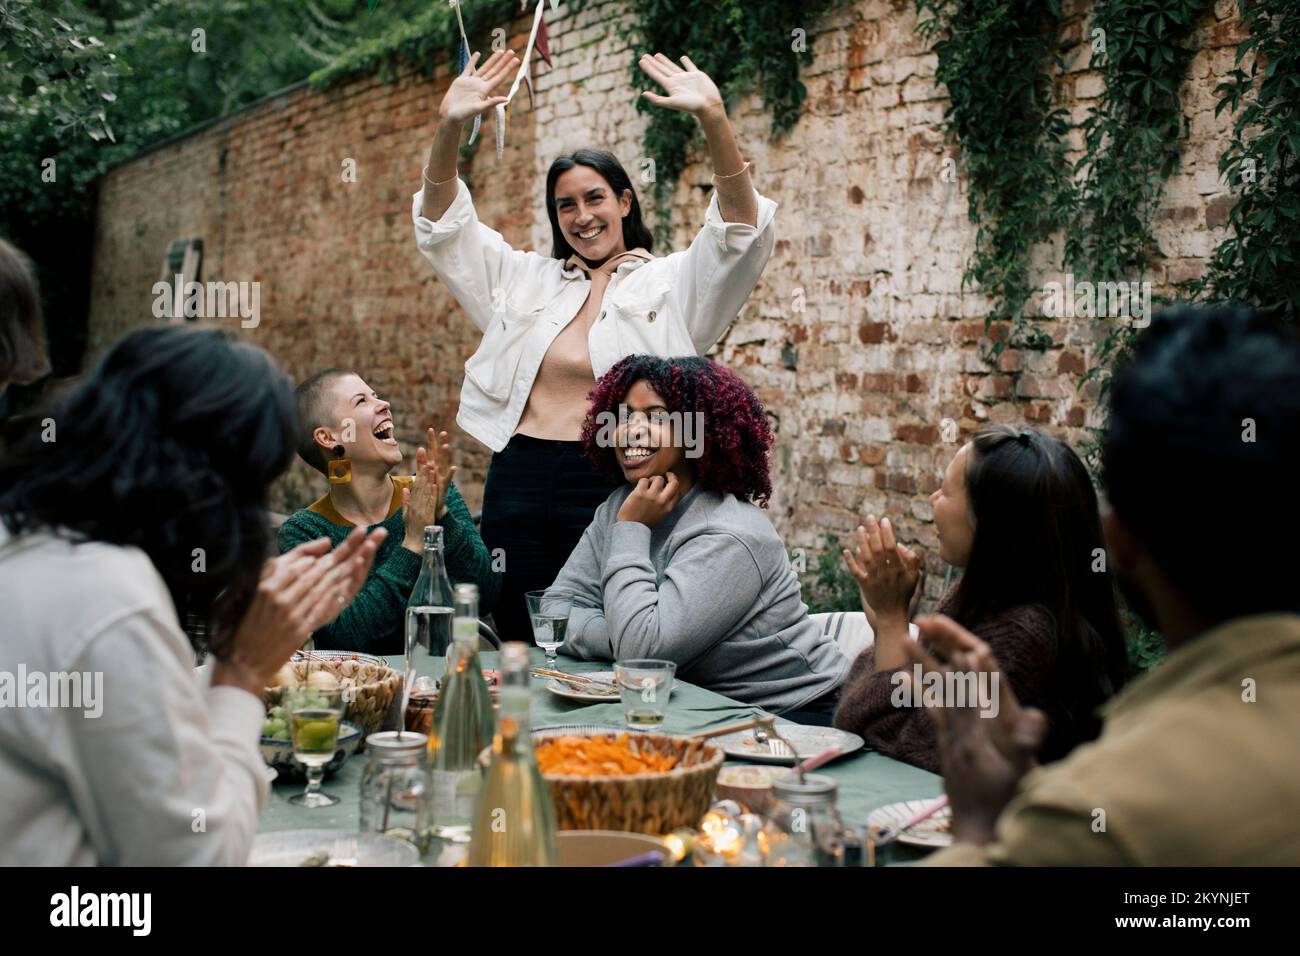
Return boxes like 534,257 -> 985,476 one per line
551,484 -> 849,713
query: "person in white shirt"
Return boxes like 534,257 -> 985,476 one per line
0,326 -> 384,866
412,48 -> 778,641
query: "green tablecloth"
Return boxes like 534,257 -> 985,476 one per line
258,649 -> 943,863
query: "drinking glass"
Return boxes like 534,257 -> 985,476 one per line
614,659 -> 676,730
525,589 -> 573,667
286,685 -> 345,808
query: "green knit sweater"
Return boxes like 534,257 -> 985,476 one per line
277,479 -> 500,655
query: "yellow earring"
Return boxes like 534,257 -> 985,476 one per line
327,445 -> 352,485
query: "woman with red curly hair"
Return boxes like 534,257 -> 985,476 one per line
550,356 -> 848,718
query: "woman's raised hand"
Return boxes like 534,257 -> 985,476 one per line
638,53 -> 725,118
438,48 -> 521,125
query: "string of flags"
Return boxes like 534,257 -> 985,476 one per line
448,0 -> 557,159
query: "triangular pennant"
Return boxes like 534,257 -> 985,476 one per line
536,14 -> 553,69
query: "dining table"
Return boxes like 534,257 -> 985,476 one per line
257,648 -> 946,865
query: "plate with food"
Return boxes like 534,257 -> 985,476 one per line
711,724 -> 864,764
866,798 -> 953,848
542,670 -> 678,703
247,830 -> 420,867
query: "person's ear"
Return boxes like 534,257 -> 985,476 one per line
620,188 -> 632,218
312,425 -> 336,458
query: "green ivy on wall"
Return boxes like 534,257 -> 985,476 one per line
310,0 -> 521,89
916,0 -> 1075,353
614,0 -> 853,244
1193,0 -> 1300,317
1069,0 -> 1207,400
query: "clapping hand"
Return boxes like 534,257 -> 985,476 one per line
403,427 -> 456,550
905,614 -> 1048,846
842,515 -> 924,626
214,527 -> 387,693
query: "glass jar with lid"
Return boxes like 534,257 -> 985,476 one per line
359,730 -> 433,854
760,773 -> 846,867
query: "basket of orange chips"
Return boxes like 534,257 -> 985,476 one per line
532,726 -> 724,835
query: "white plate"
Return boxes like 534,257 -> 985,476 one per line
866,798 -> 953,848
713,725 -> 864,764
543,670 -> 678,703
248,830 -> 420,867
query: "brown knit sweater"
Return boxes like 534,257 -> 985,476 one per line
832,589 -> 1072,774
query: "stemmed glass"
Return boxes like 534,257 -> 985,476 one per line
525,589 -> 573,667
286,685 -> 344,808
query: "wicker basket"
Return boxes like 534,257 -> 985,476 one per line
534,728 -> 724,835
263,656 -> 402,741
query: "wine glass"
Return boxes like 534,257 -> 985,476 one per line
286,685 -> 345,808
525,589 -> 573,667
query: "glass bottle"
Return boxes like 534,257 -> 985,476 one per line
427,583 -> 495,843
406,525 -> 454,696
469,642 -> 557,867
359,731 -> 433,854
760,773 -> 847,867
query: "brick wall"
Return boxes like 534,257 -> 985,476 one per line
86,0 -> 1243,601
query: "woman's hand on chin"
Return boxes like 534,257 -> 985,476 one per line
616,472 -> 683,529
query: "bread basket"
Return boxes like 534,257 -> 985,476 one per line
533,726 -> 724,835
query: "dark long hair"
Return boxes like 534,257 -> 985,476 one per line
581,355 -> 773,506
947,424 -> 1128,750
0,326 -> 297,650
545,150 -> 654,261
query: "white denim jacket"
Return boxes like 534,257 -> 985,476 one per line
411,179 -> 778,451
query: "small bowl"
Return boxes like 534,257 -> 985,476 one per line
714,765 -> 794,815
260,720 -> 363,781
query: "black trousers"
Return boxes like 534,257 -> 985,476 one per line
479,434 -> 622,644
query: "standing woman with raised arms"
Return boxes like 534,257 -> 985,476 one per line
413,47 -> 778,640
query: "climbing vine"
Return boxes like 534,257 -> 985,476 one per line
1192,0 -> 1300,318
615,0 -> 853,244
1068,0 -> 1207,398
310,0 -> 520,89
915,0 -> 1074,352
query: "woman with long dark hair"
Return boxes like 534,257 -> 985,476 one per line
0,327 -> 384,865
413,48 -> 777,641
550,356 -> 848,715
832,424 -> 1128,770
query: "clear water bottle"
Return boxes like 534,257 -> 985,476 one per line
405,525 -> 454,695
427,584 -> 495,843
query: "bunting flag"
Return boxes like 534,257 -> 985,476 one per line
536,12 -> 552,68
450,1 -> 481,145
495,0 -> 548,159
